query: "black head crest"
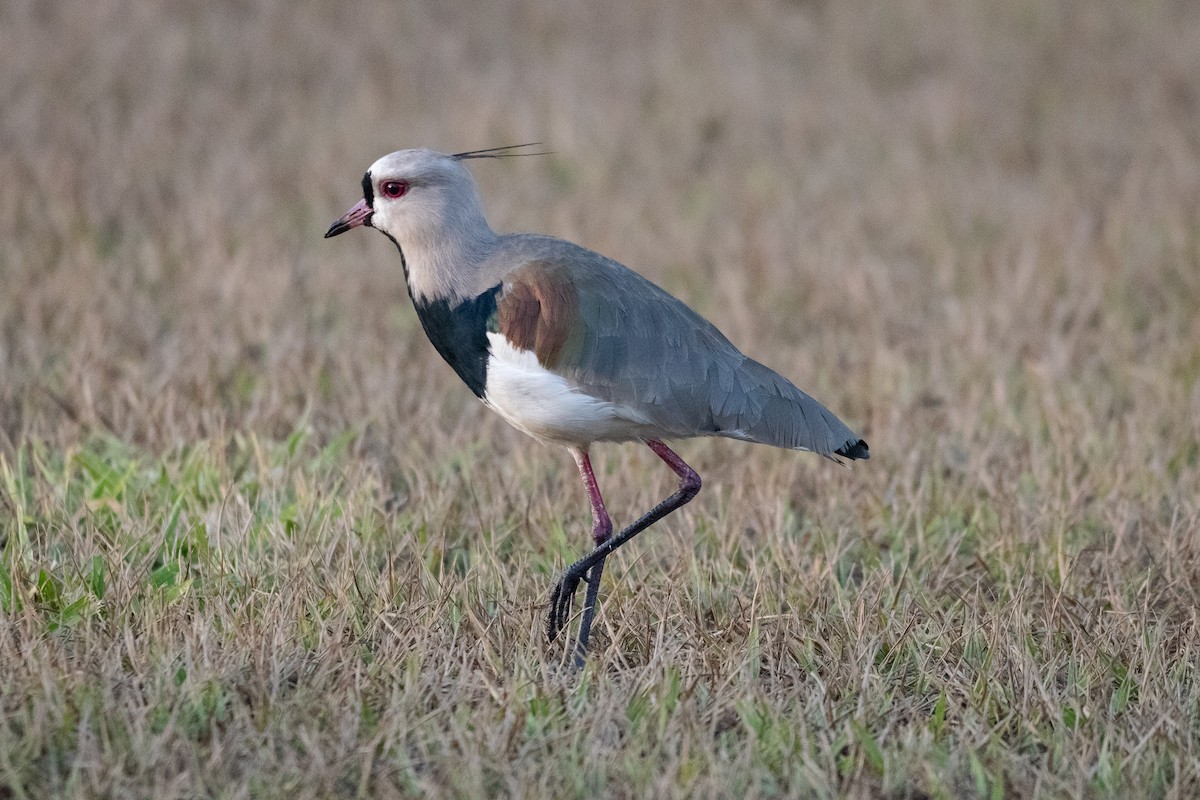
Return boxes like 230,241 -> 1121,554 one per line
451,142 -> 551,160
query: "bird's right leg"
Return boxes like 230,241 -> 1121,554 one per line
548,448 -> 612,657
548,441 -> 702,657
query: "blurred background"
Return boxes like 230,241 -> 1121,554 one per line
3,1 -> 1200,795
3,0 -> 1196,466
6,0 -> 1200,616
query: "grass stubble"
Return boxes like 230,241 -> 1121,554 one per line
1,1 -> 1199,797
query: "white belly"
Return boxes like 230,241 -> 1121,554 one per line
482,333 -> 652,446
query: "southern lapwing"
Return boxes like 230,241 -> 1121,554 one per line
325,145 -> 869,661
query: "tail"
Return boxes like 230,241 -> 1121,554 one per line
715,359 -> 869,460
834,437 -> 870,460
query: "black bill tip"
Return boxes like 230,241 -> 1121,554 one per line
323,197 -> 374,239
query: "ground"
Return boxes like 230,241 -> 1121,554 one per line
1,1 -> 1198,797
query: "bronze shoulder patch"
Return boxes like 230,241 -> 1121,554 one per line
496,261 -> 579,369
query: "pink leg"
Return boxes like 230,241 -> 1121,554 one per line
647,440 -> 702,494
571,448 -> 613,546
548,440 -> 703,661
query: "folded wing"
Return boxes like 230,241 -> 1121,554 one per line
491,240 -> 868,459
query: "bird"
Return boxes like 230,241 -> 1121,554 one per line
325,144 -> 869,662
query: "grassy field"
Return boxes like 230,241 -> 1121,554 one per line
2,1 -> 1199,797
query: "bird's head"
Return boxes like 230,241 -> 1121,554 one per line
324,148 -> 490,246
325,144 -> 544,301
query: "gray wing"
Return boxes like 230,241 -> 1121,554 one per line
489,236 -> 867,458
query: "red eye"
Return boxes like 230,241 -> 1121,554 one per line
381,180 -> 408,199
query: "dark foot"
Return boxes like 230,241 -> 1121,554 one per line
547,551 -> 607,667
546,567 -> 584,643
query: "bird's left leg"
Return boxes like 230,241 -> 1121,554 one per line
548,440 -> 702,655
547,448 -> 612,654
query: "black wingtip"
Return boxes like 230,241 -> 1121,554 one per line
835,439 -> 870,460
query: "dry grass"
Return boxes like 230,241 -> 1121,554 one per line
2,0 -> 1199,797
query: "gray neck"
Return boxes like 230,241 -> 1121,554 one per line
400,220 -> 499,304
